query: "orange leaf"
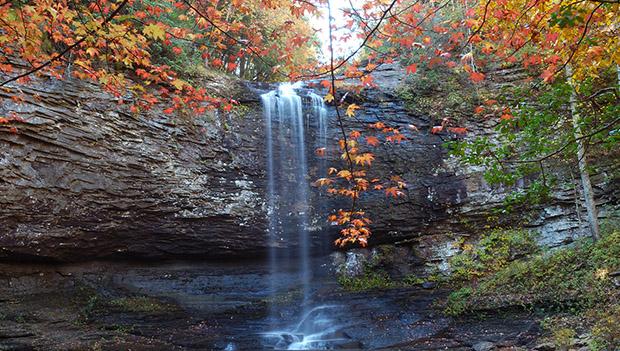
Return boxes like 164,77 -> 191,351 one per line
405,64 -> 417,75
349,130 -> 361,139
470,71 -> 485,83
448,127 -> 467,134
366,136 -> 380,146
354,153 -> 375,166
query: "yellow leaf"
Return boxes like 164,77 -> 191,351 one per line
143,23 -> 166,41
324,93 -> 334,103
171,79 -> 187,90
346,103 -> 359,117
337,170 -> 352,179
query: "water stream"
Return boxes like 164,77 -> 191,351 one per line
261,83 -> 342,350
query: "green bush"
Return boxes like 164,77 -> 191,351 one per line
448,229 -> 539,283
445,287 -> 473,316
445,228 -> 620,315
337,271 -> 395,292
590,305 -> 620,351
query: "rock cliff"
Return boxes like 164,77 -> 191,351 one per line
0,74 -> 269,261
0,65 -> 617,262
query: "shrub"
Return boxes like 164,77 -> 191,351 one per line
337,271 -> 395,292
590,305 -> 620,351
448,229 -> 539,283
445,287 -> 473,316
445,228 -> 620,315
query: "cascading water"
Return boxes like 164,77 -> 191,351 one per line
262,83 -> 310,309
261,83 -> 345,350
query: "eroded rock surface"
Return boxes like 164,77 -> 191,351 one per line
0,75 -> 269,261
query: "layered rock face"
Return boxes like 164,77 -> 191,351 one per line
320,64 -> 618,267
0,75 -> 269,261
0,65 -> 617,262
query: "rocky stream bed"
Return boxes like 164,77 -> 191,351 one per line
0,256 -> 542,350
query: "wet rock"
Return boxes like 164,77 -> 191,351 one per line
344,251 -> 367,277
533,342 -> 555,351
422,281 -> 437,290
473,341 -> 496,351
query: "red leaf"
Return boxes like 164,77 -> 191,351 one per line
366,136 -> 380,146
470,71 -> 485,83
406,64 -> 417,75
448,127 -> 467,134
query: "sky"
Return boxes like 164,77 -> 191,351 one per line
309,0 -> 363,62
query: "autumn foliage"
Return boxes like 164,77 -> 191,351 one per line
0,0 -> 319,113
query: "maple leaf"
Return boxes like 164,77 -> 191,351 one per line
431,126 -> 443,134
405,63 -> 417,75
349,130 -> 361,139
470,71 -> 485,83
324,93 -> 334,103
171,79 -> 187,90
369,122 -> 385,130
346,104 -> 360,117
143,23 -> 166,41
540,69 -> 555,83
337,170 -> 352,180
474,106 -> 485,114
320,80 -> 331,88
86,47 -> 99,57
315,178 -> 334,187
448,127 -> 467,134
366,136 -> 380,146
328,167 -> 338,175
385,187 -> 403,198
354,153 -> 375,166
315,147 -> 326,156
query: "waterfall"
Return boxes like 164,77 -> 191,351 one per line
262,83 -> 340,350
262,83 -> 311,310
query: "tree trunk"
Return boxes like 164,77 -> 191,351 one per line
566,65 -> 600,240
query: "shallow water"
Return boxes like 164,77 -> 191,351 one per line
0,256 -> 541,350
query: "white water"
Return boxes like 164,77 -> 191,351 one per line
262,84 -> 341,350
